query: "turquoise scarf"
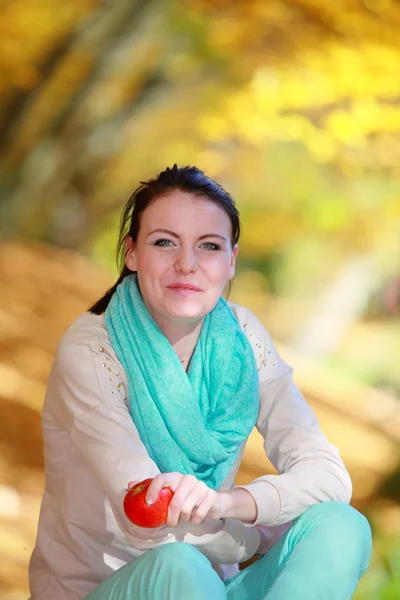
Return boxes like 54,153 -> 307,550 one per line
105,273 -> 259,490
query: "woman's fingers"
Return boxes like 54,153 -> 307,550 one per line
178,489 -> 206,524
190,493 -> 214,525
126,473 -> 220,528
166,475 -> 200,527
145,473 -> 182,504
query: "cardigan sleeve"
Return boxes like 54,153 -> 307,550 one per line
47,322 -> 260,563
234,308 -> 352,527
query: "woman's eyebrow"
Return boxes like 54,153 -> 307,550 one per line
147,228 -> 228,242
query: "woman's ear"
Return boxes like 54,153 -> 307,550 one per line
125,237 -> 137,271
229,244 -> 239,279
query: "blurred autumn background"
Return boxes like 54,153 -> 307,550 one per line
1,0 -> 400,598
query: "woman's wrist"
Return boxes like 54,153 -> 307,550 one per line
219,488 -> 258,523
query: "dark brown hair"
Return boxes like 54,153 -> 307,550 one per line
89,164 -> 241,314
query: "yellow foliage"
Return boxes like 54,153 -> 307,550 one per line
0,0 -> 97,90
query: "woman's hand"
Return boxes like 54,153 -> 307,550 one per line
128,473 -> 225,528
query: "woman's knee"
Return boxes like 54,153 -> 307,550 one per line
149,542 -> 215,577
146,543 -> 226,598
150,541 -> 207,566
88,543 -> 224,600
297,501 -> 372,573
302,501 -> 372,541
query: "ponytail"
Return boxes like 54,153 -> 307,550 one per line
88,266 -> 133,314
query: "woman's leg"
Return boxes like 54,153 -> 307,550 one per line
84,542 -> 227,600
224,501 -> 372,600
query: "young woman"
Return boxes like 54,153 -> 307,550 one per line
29,165 -> 372,600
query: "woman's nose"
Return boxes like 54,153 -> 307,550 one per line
175,248 -> 198,273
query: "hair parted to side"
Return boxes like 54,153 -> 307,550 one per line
88,164 -> 241,314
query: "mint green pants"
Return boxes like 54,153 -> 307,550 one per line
85,501 -> 372,600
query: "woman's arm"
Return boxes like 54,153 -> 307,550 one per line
48,322 -> 260,563
226,308 -> 352,527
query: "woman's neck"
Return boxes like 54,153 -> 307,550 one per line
159,318 -> 204,368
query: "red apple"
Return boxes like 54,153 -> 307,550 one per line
123,478 -> 174,528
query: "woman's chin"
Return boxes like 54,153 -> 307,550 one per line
168,308 -> 203,321
164,302 -> 206,321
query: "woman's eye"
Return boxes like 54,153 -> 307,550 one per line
154,238 -> 174,247
201,242 -> 220,251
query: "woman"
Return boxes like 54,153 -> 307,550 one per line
29,165 -> 372,600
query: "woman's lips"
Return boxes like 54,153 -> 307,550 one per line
167,287 -> 201,297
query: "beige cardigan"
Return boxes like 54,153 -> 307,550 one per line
28,302 -> 352,599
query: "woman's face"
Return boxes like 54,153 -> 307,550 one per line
126,190 -> 238,326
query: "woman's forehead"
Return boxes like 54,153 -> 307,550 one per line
142,191 -> 230,228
